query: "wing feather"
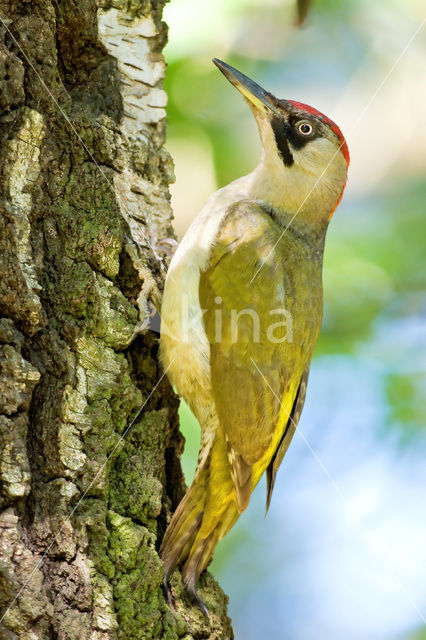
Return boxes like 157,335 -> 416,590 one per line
199,201 -> 320,509
266,368 -> 309,512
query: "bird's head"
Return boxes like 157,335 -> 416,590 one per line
213,58 -> 349,224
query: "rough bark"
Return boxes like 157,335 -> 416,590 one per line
0,1 -> 233,638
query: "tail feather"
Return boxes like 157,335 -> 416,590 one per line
160,453 -> 239,611
181,529 -> 217,615
160,478 -> 205,582
182,500 -> 238,582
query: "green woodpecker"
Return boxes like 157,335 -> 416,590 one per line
159,59 -> 349,612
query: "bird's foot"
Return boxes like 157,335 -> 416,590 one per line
185,582 -> 210,618
163,576 -> 210,617
123,236 -> 163,345
162,577 -> 176,610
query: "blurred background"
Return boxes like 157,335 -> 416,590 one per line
162,0 -> 426,638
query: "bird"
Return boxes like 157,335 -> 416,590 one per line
159,58 -> 349,613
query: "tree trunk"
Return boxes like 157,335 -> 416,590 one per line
0,1 -> 233,638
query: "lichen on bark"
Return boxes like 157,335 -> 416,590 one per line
0,1 -> 233,638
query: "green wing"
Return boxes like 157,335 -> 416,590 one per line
199,201 -> 315,512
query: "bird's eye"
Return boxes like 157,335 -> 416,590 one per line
297,121 -> 313,135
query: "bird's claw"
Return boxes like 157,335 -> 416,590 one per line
124,236 -> 163,344
162,578 -> 177,611
186,582 -> 210,618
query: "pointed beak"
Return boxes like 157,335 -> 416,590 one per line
213,58 -> 282,118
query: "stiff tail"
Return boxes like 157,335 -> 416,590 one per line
160,454 -> 239,613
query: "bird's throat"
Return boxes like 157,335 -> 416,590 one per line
246,160 -> 333,230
